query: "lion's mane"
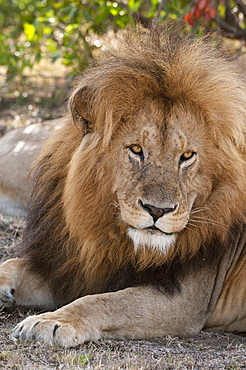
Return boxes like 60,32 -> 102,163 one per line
21,26 -> 246,307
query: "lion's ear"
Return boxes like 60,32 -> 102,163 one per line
70,86 -> 92,135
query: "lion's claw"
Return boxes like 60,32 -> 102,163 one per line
11,316 -> 56,344
10,314 -> 94,347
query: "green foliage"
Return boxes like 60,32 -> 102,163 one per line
0,0 -> 190,78
0,1 -> 244,78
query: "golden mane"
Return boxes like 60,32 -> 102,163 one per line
22,26 -> 246,307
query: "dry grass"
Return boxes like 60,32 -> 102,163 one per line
0,215 -> 245,369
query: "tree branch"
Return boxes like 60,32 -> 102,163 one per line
215,16 -> 246,39
154,0 -> 166,23
236,0 -> 246,17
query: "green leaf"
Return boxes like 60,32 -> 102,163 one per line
23,22 -> 36,41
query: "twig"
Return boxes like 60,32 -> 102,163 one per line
153,0 -> 165,25
236,0 -> 246,17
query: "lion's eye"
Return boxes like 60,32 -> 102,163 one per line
180,151 -> 196,163
129,144 -> 143,155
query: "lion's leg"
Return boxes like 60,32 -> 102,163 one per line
0,258 -> 55,310
11,282 -> 211,347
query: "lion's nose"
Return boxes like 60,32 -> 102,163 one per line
139,200 -> 177,222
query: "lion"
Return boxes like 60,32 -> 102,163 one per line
0,119 -> 60,216
0,26 -> 246,348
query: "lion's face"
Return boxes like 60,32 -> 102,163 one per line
111,99 -> 213,253
67,30 -> 246,264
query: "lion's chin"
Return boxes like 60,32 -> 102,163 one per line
128,227 -> 177,254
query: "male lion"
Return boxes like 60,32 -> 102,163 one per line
0,27 -> 246,347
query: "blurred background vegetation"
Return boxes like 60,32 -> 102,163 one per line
0,0 -> 245,129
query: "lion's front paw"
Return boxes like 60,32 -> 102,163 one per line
11,312 -> 101,347
0,258 -> 26,308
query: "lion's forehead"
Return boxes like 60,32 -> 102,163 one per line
125,100 -> 205,151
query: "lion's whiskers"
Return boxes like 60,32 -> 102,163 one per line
183,224 -> 196,231
111,200 -> 121,210
190,207 -> 208,215
188,216 -> 227,231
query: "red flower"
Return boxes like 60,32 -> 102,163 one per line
184,12 -> 195,26
184,0 -> 217,26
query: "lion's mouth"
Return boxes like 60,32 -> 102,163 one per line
147,225 -> 174,236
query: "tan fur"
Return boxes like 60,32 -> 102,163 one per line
0,26 -> 246,347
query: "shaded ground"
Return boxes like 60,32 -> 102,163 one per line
0,215 -> 245,369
